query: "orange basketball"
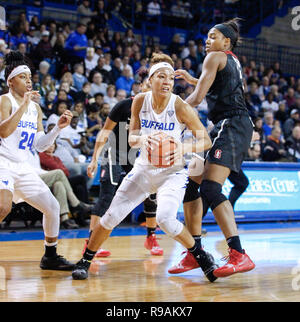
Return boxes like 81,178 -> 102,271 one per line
147,132 -> 177,168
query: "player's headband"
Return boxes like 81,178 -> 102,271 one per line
7,65 -> 31,87
213,24 -> 238,47
148,62 -> 174,79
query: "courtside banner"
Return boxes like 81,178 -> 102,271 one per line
178,162 -> 300,222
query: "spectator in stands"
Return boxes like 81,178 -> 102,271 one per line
41,73 -> 56,98
104,84 -> 118,110
90,72 -> 108,96
269,84 -> 283,103
72,101 -> 88,133
46,100 -> 69,129
0,39 -> 8,57
257,76 -> 270,101
27,26 -> 40,47
78,0 -> 97,25
86,104 -> 102,140
283,109 -> 300,139
58,82 -> 77,103
94,0 -> 109,29
65,23 -> 88,66
183,58 -> 195,77
262,112 -> 275,137
289,93 -> 300,113
37,60 -> 51,83
10,27 -> 28,50
248,82 -> 262,113
17,43 -> 27,56
262,126 -> 287,162
245,143 -> 261,162
272,61 -> 283,77
284,87 -> 296,109
116,89 -> 127,102
91,92 -> 105,112
43,90 -> 57,118
115,66 -> 135,96
122,55 -> 134,77
30,15 -> 40,30
261,92 -> 279,113
274,101 -> 289,126
72,63 -> 88,91
244,92 -> 258,119
286,125 -> 300,162
59,112 -> 94,158
84,47 -> 98,76
110,57 -> 122,82
34,30 -> 53,66
29,148 -> 80,229
168,34 -> 183,57
147,0 -> 161,18
39,143 -> 91,225
171,0 -> 186,18
90,55 -> 114,85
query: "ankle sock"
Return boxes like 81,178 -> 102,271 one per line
226,235 -> 243,253
83,247 -> 96,261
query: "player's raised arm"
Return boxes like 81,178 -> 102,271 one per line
128,93 -> 145,148
87,117 -> 117,178
185,52 -> 224,107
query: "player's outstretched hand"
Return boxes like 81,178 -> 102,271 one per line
23,91 -> 40,106
57,110 -> 73,129
174,69 -> 195,84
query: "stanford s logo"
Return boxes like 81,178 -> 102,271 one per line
214,149 -> 222,159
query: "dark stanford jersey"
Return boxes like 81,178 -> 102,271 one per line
206,51 -> 248,124
104,97 -> 138,165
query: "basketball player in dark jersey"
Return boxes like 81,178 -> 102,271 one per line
169,18 -> 255,278
84,75 -> 163,257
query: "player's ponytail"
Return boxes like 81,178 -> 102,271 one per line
221,17 -> 243,50
4,51 -> 32,81
150,53 -> 174,68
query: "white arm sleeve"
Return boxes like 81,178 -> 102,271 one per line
33,125 -> 61,152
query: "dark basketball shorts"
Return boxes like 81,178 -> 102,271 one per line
207,115 -> 254,173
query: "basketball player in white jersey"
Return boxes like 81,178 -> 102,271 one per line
72,53 -> 219,281
0,51 -> 74,270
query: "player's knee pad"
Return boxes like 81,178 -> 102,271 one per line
156,192 -> 184,237
183,178 -> 201,203
156,215 -> 184,238
100,193 -> 131,230
143,194 -> 157,218
235,176 -> 249,192
200,179 -> 227,211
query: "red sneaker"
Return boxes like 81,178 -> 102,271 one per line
82,239 -> 111,258
144,234 -> 163,256
213,248 -> 255,278
95,248 -> 111,258
168,251 -> 199,274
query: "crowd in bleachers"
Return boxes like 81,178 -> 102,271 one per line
0,1 -> 300,228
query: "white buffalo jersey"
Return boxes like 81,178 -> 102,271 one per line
0,92 -> 38,162
136,91 -> 186,166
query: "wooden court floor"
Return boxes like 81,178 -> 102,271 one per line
0,225 -> 300,302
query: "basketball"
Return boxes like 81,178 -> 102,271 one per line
147,132 -> 177,168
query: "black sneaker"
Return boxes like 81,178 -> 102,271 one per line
40,255 -> 75,271
195,250 -> 219,283
72,258 -> 91,280
61,219 -> 79,229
